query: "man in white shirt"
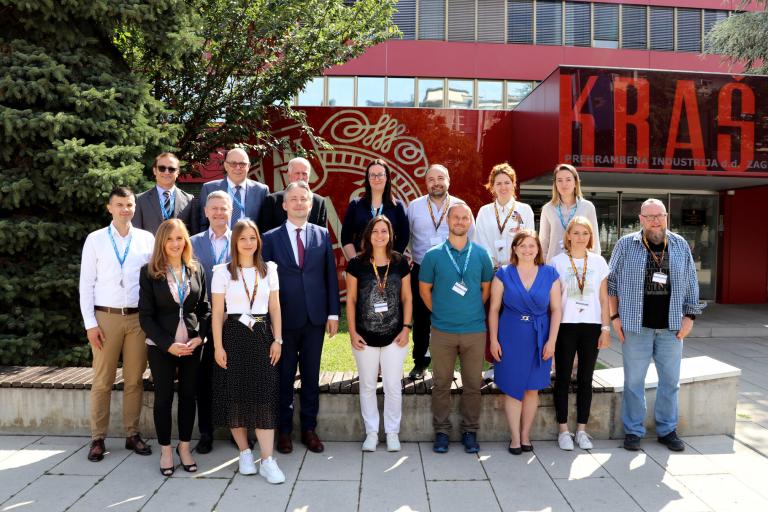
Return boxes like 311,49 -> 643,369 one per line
133,152 -> 198,234
406,164 -> 474,379
79,187 -> 155,462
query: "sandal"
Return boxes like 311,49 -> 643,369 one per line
160,465 -> 175,477
176,446 -> 198,473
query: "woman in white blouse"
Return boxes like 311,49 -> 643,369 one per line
211,219 -> 285,484
539,164 -> 600,263
473,163 -> 535,268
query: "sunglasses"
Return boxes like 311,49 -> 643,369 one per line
156,165 -> 179,173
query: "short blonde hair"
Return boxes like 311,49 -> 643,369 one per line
509,229 -> 544,267
485,162 -> 517,198
148,219 -> 197,279
549,163 -> 583,205
563,216 -> 594,253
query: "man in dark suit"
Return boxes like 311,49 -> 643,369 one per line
258,157 -> 328,233
198,147 -> 269,232
189,190 -> 232,454
134,152 -> 199,235
261,181 -> 340,454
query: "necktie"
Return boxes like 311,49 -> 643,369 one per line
232,185 -> 243,226
163,190 -> 172,219
296,228 -> 305,269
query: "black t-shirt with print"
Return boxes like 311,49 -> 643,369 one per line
642,239 -> 671,329
346,253 -> 410,347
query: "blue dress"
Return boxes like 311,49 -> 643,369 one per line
494,264 -> 559,400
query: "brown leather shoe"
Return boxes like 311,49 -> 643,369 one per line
301,430 -> 324,453
87,439 -> 105,462
277,432 -> 293,454
125,433 -> 152,456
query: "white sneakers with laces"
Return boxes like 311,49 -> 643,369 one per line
386,433 -> 401,452
575,431 -> 593,450
238,449 -> 257,475
259,456 -> 286,484
362,432 -> 379,452
558,432 -> 574,451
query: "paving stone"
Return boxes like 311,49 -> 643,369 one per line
427,481 -> 501,512
50,437 -> 130,476
297,441 -> 361,481
640,440 -> 726,476
733,420 -> 768,455
0,474 -> 100,512
213,472 -> 293,511
0,435 -> 41,463
286,480 -> 359,512
359,443 -> 429,512
419,442 -> 487,481
141,477 -> 229,512
164,441 -> 239,479
676,474 -> 768,512
532,442 -> 609,480
555,475 -> 642,512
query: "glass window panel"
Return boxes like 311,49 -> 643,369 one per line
297,77 -> 324,106
676,8 -> 702,53
393,0 -> 416,39
478,0 -> 504,43
356,77 -> 385,107
508,0 -> 533,44
622,4 -> 647,49
536,0 -> 563,45
594,3 -> 619,48
507,81 -> 533,109
477,80 -> 503,110
418,0 -> 446,40
448,79 -> 474,108
448,0 -> 475,42
650,7 -> 674,51
418,78 -> 445,108
565,1 -> 590,47
387,77 -> 415,107
704,10 -> 729,52
327,77 -> 354,106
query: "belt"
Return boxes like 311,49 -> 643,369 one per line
227,314 -> 268,322
95,306 -> 139,316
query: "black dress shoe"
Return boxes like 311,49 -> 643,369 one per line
408,366 -> 425,380
657,430 -> 685,452
508,444 -> 522,455
88,439 -> 105,462
125,433 -> 152,455
521,443 -> 533,452
623,434 -> 641,451
195,434 -> 213,454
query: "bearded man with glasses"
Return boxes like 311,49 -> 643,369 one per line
134,152 -> 199,235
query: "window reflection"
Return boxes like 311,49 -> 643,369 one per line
448,80 -> 474,108
418,79 -> 444,108
507,81 -> 533,108
297,77 -> 324,106
357,77 -> 385,107
387,77 -> 415,107
327,77 -> 354,106
477,80 -> 503,110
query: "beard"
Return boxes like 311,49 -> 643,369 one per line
429,188 -> 446,199
644,229 -> 666,244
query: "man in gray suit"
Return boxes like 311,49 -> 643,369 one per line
198,147 -> 269,232
134,152 -> 199,235
189,190 -> 232,454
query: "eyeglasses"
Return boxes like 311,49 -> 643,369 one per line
156,165 -> 178,173
369,173 -> 387,180
226,161 -> 250,168
641,214 -> 667,221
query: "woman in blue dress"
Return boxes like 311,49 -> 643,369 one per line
488,230 -> 562,454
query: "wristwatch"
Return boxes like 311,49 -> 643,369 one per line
274,338 -> 283,345
601,325 -> 611,332
403,323 -> 413,330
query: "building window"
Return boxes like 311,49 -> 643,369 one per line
593,3 -> 619,49
676,8 -> 702,53
565,1 -> 591,47
297,77 -> 324,106
507,81 -> 533,109
327,77 -> 354,106
477,80 -> 503,110
507,0 -> 533,44
536,0 -> 563,46
621,4 -> 647,49
393,0 -> 416,40
478,0 -> 505,43
418,78 -> 445,108
448,0 -> 475,42
704,10 -> 729,51
418,0 -> 446,40
387,77 -> 415,107
650,6 -> 674,51
448,79 -> 474,108
357,77 -> 385,107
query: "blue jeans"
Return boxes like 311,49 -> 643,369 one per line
621,328 -> 683,437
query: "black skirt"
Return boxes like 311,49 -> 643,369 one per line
212,316 -> 279,429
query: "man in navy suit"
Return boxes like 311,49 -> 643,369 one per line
198,147 -> 269,232
134,152 -> 199,235
189,190 -> 232,454
258,157 -> 328,233
262,181 -> 340,454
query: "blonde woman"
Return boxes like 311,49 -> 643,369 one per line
539,164 -> 600,262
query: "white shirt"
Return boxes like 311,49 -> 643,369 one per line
539,199 -> 601,263
208,228 -> 231,264
227,177 -> 247,221
79,223 -> 155,329
212,261 -> 279,315
406,194 -> 474,265
286,219 -> 309,266
473,199 -> 535,267
551,252 -> 609,325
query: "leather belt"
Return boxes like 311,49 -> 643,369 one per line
95,306 -> 139,316
227,314 -> 268,322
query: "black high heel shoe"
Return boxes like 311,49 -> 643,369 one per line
176,446 -> 198,473
160,450 -> 175,476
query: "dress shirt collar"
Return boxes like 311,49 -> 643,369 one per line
286,219 -> 309,233
156,184 -> 176,196
495,197 -> 516,212
226,177 -> 247,191
109,221 -> 133,239
208,227 -> 231,241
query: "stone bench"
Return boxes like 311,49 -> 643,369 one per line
0,356 -> 739,441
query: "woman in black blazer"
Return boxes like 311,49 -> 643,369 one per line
139,219 -> 210,476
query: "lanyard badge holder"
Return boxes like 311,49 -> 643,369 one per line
445,242 -> 472,297
108,225 -> 132,288
169,265 -> 188,319
238,266 -> 259,330
372,260 -> 390,313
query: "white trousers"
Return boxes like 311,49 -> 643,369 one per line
353,342 -> 408,434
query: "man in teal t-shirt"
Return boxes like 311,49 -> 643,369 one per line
419,202 -> 493,455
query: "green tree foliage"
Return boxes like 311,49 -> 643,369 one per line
705,1 -> 768,74
119,0 -> 398,167
0,0 -> 198,364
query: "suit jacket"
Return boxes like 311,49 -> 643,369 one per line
134,186 -> 199,235
198,178 -> 269,233
138,264 -> 211,352
190,231 -> 230,301
261,223 -> 340,330
258,190 -> 328,234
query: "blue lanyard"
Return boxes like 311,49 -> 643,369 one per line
212,236 -> 229,265
556,199 -> 579,230
160,190 -> 176,220
371,204 -> 383,218
228,183 -> 246,213
168,264 -> 187,307
107,225 -> 132,269
444,242 -> 473,284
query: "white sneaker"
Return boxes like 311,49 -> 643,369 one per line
386,433 -> 401,452
558,431 -> 574,451
238,449 -> 257,475
362,433 -> 378,452
259,456 -> 285,484
575,431 -> 593,450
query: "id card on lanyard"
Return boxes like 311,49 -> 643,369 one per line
444,242 -> 473,297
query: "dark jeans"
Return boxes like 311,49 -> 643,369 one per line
278,323 -> 325,433
553,323 -> 601,425
148,344 -> 201,446
195,340 -> 215,437
410,263 -> 432,369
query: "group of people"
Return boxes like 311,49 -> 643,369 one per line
79,149 -> 704,482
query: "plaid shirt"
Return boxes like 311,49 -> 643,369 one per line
608,230 -> 705,333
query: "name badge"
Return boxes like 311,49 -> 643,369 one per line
373,302 -> 388,313
238,314 -> 255,330
652,272 -> 668,285
575,299 -> 590,309
430,236 -> 443,247
452,281 -> 468,296
494,239 -> 506,252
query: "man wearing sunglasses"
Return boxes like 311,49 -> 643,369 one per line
134,152 -> 199,235
198,147 -> 269,232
